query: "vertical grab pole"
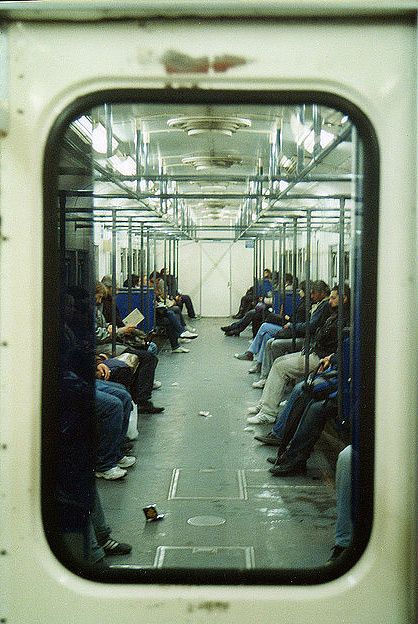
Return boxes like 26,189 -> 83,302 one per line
139,224 -> 144,315
127,217 -> 133,312
337,198 -> 346,424
111,209 -> 117,357
281,223 -> 287,316
304,210 -> 312,378
167,237 -> 172,295
292,217 -> 298,350
272,232 -> 276,282
163,235 -> 167,303
135,127 -> 141,195
253,238 -> 258,298
153,230 -> 157,328
146,227 -> 150,329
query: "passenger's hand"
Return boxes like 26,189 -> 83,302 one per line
96,363 -> 111,380
318,356 -> 331,373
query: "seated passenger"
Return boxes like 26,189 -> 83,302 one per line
247,284 -> 350,424
94,376 -> 136,480
258,280 -> 329,384
101,276 -> 158,356
232,285 -> 255,320
221,287 -> 273,337
160,267 -> 197,319
234,281 -> 307,370
123,274 -> 140,288
96,353 -> 164,414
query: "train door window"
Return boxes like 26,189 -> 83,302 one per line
43,93 -> 377,585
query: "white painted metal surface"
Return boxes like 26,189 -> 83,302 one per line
0,4 -> 416,624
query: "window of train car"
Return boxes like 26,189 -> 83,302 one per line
43,91 -> 377,584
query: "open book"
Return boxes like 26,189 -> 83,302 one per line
123,307 -> 144,326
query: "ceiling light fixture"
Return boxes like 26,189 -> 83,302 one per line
167,116 -> 251,136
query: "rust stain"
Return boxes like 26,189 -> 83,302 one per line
213,54 -> 248,72
161,50 -> 209,74
161,50 -> 249,74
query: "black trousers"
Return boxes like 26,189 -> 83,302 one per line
111,349 -> 157,404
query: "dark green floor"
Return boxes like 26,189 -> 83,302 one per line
98,318 -> 336,570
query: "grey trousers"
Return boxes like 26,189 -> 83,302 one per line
261,337 -> 304,379
260,351 -> 320,418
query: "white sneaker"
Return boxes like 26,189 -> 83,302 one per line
280,400 -> 287,407
117,455 -> 136,468
186,325 -> 196,332
247,404 -> 262,414
172,347 -> 190,353
248,363 -> 261,374
153,380 -> 162,390
179,337 -> 192,343
247,412 -> 276,424
95,466 -> 127,480
180,330 -> 198,339
252,378 -> 266,389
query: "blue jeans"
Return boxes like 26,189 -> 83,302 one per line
279,397 -> 336,466
87,489 -> 111,562
335,445 -> 353,547
248,322 -> 282,362
157,308 -> 183,349
95,380 -> 132,471
271,380 -> 306,439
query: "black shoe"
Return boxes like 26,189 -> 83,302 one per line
225,330 -> 240,336
269,461 -> 307,476
220,325 -> 231,332
138,401 -> 165,414
122,440 -> 135,452
327,545 -> 347,562
101,538 -> 132,556
254,432 -> 283,446
267,456 -> 278,464
232,314 -> 243,319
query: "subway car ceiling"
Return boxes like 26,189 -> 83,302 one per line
59,103 -> 355,244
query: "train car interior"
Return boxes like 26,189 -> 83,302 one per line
47,96 -> 373,582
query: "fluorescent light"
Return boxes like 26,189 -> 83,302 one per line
92,123 -> 118,154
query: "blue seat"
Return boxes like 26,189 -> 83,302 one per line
115,288 -> 155,332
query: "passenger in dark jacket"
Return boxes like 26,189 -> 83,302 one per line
247,285 -> 350,424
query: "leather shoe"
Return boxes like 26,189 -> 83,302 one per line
269,461 -> 307,476
138,401 -> 165,414
225,330 -> 240,336
220,326 -> 231,332
254,432 -> 283,446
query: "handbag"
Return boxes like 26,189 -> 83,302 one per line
114,352 -> 139,371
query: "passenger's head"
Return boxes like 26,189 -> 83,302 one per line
263,268 -> 272,279
329,284 -> 351,309
95,282 -> 107,304
299,280 -> 306,298
310,280 -> 331,303
101,275 -> 116,296
285,273 -> 293,286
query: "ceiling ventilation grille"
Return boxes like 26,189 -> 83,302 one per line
168,116 -> 251,136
